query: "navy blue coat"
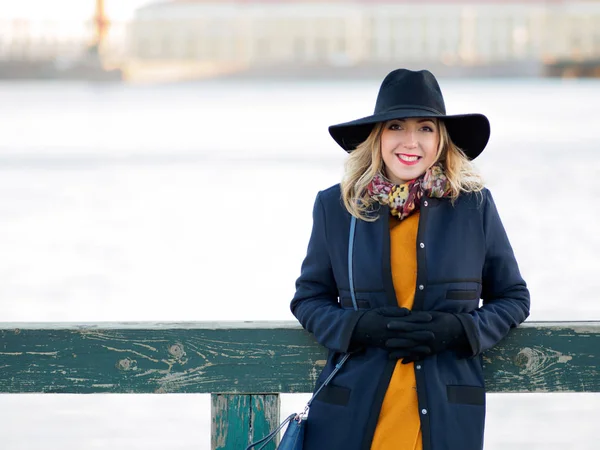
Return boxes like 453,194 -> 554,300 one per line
290,184 -> 530,450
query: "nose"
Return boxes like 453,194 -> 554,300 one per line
404,131 -> 418,149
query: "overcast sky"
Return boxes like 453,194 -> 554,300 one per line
0,0 -> 157,21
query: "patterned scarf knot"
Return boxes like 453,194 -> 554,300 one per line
367,163 -> 451,220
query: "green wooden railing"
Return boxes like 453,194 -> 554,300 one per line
1,321 -> 599,449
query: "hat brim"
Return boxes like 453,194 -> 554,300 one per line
328,109 -> 490,160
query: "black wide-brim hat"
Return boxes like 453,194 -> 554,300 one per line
329,69 -> 490,160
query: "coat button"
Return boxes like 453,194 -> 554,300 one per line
421,409 -> 428,415
416,364 -> 422,370
418,285 -> 424,290
419,243 -> 425,249
423,201 -> 428,207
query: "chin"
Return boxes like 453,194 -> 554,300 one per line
391,168 -> 424,183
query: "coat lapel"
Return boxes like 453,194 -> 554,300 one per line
379,205 -> 398,307
352,204 -> 397,307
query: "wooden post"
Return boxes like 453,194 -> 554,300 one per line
211,394 -> 280,450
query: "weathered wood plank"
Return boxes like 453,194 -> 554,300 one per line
0,322 -> 598,393
482,322 -> 599,392
211,394 -> 279,450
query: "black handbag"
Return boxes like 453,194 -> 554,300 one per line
245,217 -> 359,450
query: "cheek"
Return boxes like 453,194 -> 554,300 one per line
380,136 -> 396,164
380,133 -> 394,153
381,149 -> 395,168
381,135 -> 405,160
423,136 -> 440,160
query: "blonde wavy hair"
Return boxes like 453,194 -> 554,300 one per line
341,119 -> 485,221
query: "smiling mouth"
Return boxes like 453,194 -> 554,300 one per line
396,153 -> 422,164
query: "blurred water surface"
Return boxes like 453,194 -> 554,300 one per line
0,78 -> 598,449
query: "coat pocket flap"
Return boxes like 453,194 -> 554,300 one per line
447,385 -> 485,406
445,289 -> 479,300
339,297 -> 371,309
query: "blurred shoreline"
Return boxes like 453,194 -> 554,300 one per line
1,59 -> 597,83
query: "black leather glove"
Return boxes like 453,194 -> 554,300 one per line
387,311 -> 469,364
351,307 -> 432,350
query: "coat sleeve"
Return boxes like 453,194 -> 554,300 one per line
290,192 -> 363,353
456,189 -> 531,357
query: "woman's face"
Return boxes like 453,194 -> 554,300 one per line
380,118 -> 440,184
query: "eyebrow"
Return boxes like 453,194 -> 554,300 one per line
393,119 -> 436,124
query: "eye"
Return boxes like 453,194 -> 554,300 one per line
421,125 -> 434,132
388,123 -> 402,130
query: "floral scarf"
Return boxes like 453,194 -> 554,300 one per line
367,163 -> 451,221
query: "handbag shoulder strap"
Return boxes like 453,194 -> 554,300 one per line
245,216 -> 359,450
307,215 -> 358,408
348,215 -> 358,311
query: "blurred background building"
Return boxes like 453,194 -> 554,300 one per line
127,0 -> 600,80
1,0 -> 600,81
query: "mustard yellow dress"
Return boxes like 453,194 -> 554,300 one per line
370,212 -> 422,450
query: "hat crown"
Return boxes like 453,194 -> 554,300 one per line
374,69 -> 446,116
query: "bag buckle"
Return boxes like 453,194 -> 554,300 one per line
296,405 -> 309,422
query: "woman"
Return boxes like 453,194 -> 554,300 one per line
290,69 -> 530,450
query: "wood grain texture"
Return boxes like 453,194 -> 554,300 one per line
0,321 -> 598,394
211,394 -> 279,450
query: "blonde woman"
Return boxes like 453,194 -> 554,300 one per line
290,69 -> 530,450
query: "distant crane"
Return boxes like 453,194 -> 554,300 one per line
78,0 -> 121,80
92,0 -> 109,52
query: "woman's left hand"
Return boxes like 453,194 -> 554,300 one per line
386,311 -> 469,363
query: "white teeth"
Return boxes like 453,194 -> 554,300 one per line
398,154 -> 419,162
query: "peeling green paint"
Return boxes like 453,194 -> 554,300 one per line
0,322 -> 598,394
211,394 -> 279,450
